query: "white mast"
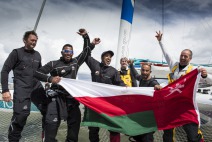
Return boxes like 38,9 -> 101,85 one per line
115,0 -> 135,69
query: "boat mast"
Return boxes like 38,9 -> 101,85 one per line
34,0 -> 47,32
115,0 -> 135,69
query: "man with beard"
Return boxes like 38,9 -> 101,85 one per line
85,45 -> 126,142
128,62 -> 161,142
34,29 -> 100,142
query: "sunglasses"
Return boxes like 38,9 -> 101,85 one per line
62,50 -> 73,54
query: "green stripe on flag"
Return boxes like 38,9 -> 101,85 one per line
82,108 -> 157,136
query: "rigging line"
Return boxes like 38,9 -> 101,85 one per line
200,18 -> 212,39
208,53 -> 212,64
162,0 -> 164,33
34,0 -> 47,32
202,19 -> 212,64
161,0 -> 165,63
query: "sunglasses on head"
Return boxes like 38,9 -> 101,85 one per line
62,50 -> 73,54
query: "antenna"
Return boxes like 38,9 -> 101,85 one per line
34,0 -> 47,32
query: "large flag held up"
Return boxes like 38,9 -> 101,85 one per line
59,69 -> 201,136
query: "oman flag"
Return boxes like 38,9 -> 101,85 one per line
59,69 -> 201,136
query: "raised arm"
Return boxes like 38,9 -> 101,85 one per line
128,59 -> 142,81
75,29 -> 100,67
155,31 -> 177,69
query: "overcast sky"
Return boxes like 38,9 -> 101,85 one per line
0,0 -> 212,78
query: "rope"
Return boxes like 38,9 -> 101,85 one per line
34,0 -> 47,31
162,0 -> 164,33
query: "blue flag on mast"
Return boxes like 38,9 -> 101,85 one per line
115,0 -> 135,69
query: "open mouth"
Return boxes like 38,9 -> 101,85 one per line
105,60 -> 111,65
65,55 -> 71,59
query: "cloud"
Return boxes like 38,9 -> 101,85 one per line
0,0 -> 212,77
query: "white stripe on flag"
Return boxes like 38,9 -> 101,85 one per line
59,78 -> 155,98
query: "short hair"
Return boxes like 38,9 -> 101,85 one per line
182,49 -> 193,59
141,63 -> 152,71
120,57 -> 128,62
23,30 -> 38,41
62,44 -> 73,50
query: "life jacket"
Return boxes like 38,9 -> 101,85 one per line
167,64 -> 193,84
119,69 -> 132,87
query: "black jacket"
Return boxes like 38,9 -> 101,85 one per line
1,47 -> 42,98
86,56 -> 125,86
34,34 -> 93,90
130,64 -> 159,87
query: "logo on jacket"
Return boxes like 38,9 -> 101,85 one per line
23,105 -> 28,110
61,69 -> 66,74
72,66 -> 75,70
53,118 -> 58,122
95,71 -> 100,75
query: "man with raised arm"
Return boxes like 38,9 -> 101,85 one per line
85,44 -> 126,142
155,31 -> 212,142
34,29 -> 100,142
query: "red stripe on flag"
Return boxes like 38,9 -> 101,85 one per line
76,94 -> 154,117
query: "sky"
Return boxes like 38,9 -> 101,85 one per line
0,0 -> 212,80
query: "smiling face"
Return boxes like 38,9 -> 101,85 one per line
141,64 -> 151,80
102,53 -> 112,66
24,34 -> 38,50
61,45 -> 73,62
179,50 -> 192,66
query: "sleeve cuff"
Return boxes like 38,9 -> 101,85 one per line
2,89 -> 9,93
47,76 -> 53,83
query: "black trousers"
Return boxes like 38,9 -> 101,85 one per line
132,132 -> 154,142
163,123 -> 203,142
88,127 -> 120,142
163,128 -> 175,142
88,127 -> 100,142
8,85 -> 46,142
44,97 -> 81,142
8,98 -> 31,142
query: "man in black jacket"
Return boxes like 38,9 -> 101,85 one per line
128,62 -> 161,142
85,46 -> 126,142
34,29 -> 99,142
1,30 -> 47,142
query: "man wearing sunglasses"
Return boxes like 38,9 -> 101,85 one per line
34,29 -> 100,142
